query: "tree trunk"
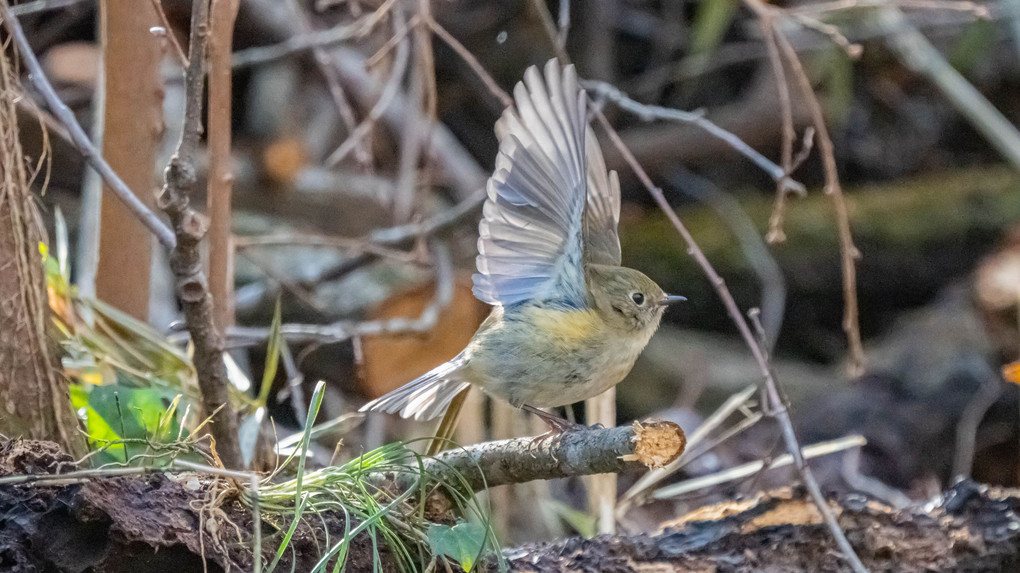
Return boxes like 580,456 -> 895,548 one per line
0,47 -> 84,456
95,0 -> 162,321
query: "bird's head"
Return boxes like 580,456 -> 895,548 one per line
586,265 -> 685,333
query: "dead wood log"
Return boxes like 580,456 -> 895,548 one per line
493,482 -> 1020,572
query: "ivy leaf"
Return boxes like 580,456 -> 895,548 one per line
427,520 -> 486,571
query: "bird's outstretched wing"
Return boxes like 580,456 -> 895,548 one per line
582,127 -> 622,266
473,60 -> 589,308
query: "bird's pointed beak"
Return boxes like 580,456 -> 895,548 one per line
660,294 -> 687,306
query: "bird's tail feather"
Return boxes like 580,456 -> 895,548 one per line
359,353 -> 471,421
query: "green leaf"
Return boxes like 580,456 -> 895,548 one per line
427,520 -> 486,571
257,298 -> 283,406
89,385 -> 164,437
71,386 -> 126,464
69,384 -> 89,411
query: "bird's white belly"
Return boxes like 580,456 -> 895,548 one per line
468,316 -> 651,408
522,350 -> 638,407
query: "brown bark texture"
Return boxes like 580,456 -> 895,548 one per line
95,0 -> 163,321
421,421 -> 687,493
158,0 -> 242,469
206,0 -> 240,331
0,47 -> 83,456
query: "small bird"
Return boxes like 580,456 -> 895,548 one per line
360,60 -> 684,432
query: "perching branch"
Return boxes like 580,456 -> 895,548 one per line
0,2 -> 177,249
156,0 -> 242,469
420,421 -> 686,493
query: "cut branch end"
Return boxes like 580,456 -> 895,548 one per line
625,420 -> 686,469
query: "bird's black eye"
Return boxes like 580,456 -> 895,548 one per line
631,292 -> 645,306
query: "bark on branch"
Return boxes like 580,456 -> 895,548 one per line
156,0 -> 242,468
420,421 -> 686,493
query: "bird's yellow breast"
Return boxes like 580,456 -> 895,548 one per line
521,306 -> 603,349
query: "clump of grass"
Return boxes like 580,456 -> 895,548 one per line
243,382 -> 501,572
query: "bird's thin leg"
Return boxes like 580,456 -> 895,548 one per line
520,404 -> 584,446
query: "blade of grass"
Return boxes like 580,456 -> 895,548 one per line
295,381 -> 326,501
258,299 -> 284,406
264,493 -> 309,573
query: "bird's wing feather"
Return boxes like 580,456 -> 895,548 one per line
582,127 -> 622,266
473,61 -> 589,307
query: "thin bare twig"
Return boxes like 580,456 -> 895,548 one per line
426,18 -> 513,108
951,359 -> 1003,478
764,11 -> 865,375
326,6 -> 410,168
758,9 -> 798,243
9,0 -> 89,16
367,188 -> 485,245
235,0 -> 487,198
148,0 -> 188,68
841,448 -> 913,508
594,105 -> 870,573
529,0 -> 569,63
156,0 -> 242,468
234,233 -> 420,263
619,385 -> 757,513
583,80 -> 806,196
230,1 -> 392,69
415,0 -> 437,121
238,250 -> 330,315
651,435 -> 867,500
392,0 -> 429,224
326,50 -> 486,198
790,0 -> 990,17
0,2 -> 176,249
788,12 -> 863,58
283,0 -> 372,169
556,0 -> 570,50
227,241 -> 453,345
669,169 -> 787,348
